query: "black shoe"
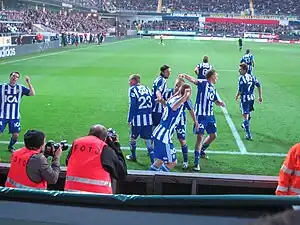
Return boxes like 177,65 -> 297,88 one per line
8,146 -> 15,153
245,135 -> 253,141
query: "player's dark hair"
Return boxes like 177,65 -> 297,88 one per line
24,130 -> 45,150
248,210 -> 300,225
10,72 -> 20,78
180,84 -> 191,96
160,65 -> 170,74
206,69 -> 216,79
240,63 -> 248,72
203,56 -> 209,63
246,49 -> 250,54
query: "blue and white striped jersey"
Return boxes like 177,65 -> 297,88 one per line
238,74 -> 260,103
194,79 -> 218,116
128,85 -> 153,127
0,84 -> 30,120
163,88 -> 193,126
152,75 -> 167,114
240,53 -> 254,73
196,63 -> 212,79
152,96 -> 185,144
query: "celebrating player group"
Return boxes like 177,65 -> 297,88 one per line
127,50 -> 263,172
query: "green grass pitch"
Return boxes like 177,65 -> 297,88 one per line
1,38 -> 299,176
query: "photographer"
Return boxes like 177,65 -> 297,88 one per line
65,124 -> 127,194
5,130 -> 61,189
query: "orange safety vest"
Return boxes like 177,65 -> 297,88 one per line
64,136 -> 112,194
5,147 -> 47,189
276,143 -> 300,195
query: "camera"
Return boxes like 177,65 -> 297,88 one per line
44,140 -> 69,158
107,128 -> 118,143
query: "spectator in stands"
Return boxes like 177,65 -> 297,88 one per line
249,210 -> 300,225
5,130 -> 62,189
276,143 -> 300,195
65,125 -> 127,194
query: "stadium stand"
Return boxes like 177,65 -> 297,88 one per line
118,0 -> 300,15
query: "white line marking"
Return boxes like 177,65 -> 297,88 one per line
0,38 -> 137,65
0,141 -> 285,157
216,92 -> 248,154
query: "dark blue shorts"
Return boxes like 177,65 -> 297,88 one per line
131,125 -> 152,140
152,112 -> 162,127
240,100 -> 255,115
0,118 -> 21,134
176,123 -> 186,140
194,115 -> 217,135
153,138 -> 177,163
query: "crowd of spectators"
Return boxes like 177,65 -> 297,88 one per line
118,0 -> 300,15
0,9 -> 113,34
142,20 -> 199,31
202,22 -> 291,36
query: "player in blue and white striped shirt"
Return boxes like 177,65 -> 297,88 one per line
163,78 -> 198,169
0,72 -> 35,152
194,56 -> 213,79
240,49 -> 255,74
126,74 -> 154,163
152,65 -> 171,127
236,63 -> 263,140
181,70 -> 225,171
149,84 -> 192,172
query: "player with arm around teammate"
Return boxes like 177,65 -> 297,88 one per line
149,84 -> 192,172
152,65 -> 171,128
240,49 -> 255,74
194,56 -> 213,79
235,63 -> 263,141
180,70 -> 225,171
0,72 -> 35,152
126,74 -> 154,164
163,78 -> 199,169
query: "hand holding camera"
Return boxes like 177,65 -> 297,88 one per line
44,140 -> 69,158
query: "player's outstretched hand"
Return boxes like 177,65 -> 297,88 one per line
194,122 -> 201,131
184,88 -> 192,98
235,95 -> 240,101
25,76 -> 31,84
258,97 -> 263,104
128,122 -> 131,127
178,74 -> 186,79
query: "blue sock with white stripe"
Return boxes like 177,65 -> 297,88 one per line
181,145 -> 188,163
145,139 -> 154,164
149,164 -> 160,171
130,141 -> 137,159
243,119 -> 251,137
8,137 -> 17,149
160,164 -> 170,172
194,150 -> 200,166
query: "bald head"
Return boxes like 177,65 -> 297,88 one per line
88,124 -> 107,141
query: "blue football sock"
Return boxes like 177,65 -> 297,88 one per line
194,150 -> 200,166
201,143 -> 210,152
160,164 -> 170,172
130,141 -> 137,159
8,137 -> 17,148
243,119 -> 251,137
149,164 -> 160,171
145,139 -> 154,164
181,145 -> 188,163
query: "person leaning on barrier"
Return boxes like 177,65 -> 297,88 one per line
276,143 -> 300,195
5,130 -> 62,189
65,125 -> 127,194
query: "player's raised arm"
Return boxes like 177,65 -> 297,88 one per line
25,76 -> 35,96
170,85 -> 191,111
180,74 -> 198,85
194,65 -> 199,76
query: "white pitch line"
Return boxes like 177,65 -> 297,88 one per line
216,92 -> 248,154
0,141 -> 286,157
0,38 -> 137,65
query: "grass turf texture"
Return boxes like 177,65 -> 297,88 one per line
0,38 -> 299,175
